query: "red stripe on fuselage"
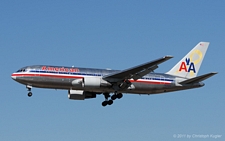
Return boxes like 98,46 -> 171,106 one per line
12,73 -> 171,84
11,73 -> 84,79
130,80 -> 171,85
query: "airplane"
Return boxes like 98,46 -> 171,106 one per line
11,42 -> 217,106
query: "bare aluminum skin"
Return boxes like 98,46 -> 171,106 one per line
11,65 -> 203,95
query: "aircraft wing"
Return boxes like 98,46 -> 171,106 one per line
179,72 -> 217,84
103,56 -> 173,82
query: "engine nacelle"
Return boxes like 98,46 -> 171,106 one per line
83,77 -> 111,88
84,77 -> 101,87
72,79 -> 84,87
68,90 -> 96,100
71,77 -> 112,88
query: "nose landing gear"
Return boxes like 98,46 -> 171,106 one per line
28,92 -> 32,97
26,85 -> 32,97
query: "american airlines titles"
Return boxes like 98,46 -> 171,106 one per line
41,66 -> 79,73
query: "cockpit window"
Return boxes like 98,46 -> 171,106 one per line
16,69 -> 26,72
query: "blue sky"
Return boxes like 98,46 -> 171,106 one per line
0,1 -> 224,140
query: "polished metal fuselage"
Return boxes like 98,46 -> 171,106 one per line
11,65 -> 203,95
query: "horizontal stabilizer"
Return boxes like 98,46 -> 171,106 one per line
179,72 -> 217,84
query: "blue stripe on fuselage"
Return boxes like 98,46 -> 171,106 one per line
29,70 -> 174,82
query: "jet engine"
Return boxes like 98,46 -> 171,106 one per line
84,77 -> 101,87
72,77 -> 111,88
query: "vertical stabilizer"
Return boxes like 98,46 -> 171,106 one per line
166,42 -> 209,78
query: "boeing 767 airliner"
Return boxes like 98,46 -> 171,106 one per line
11,42 -> 217,106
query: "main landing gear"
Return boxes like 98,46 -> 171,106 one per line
102,92 -> 123,107
26,85 -> 32,97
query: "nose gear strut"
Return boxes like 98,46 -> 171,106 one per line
26,85 -> 33,97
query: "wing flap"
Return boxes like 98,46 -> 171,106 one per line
179,72 -> 217,84
133,65 -> 158,80
103,56 -> 173,82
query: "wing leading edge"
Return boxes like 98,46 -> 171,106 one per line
103,56 -> 173,82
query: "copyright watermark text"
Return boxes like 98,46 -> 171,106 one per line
173,134 -> 222,139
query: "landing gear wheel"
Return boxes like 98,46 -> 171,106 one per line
108,100 -> 113,105
117,93 -> 123,99
28,92 -> 32,97
102,101 -> 108,107
111,95 -> 117,100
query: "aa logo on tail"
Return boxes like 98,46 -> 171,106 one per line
178,49 -> 203,74
179,58 -> 196,73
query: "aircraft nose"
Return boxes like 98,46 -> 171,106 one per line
11,74 -> 16,80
